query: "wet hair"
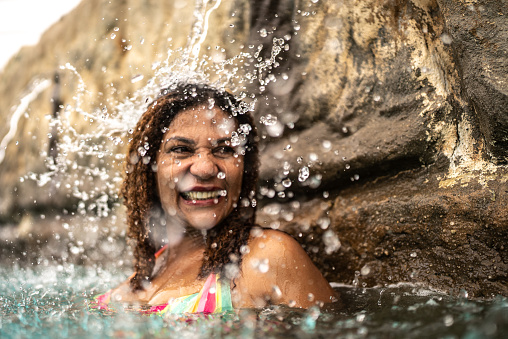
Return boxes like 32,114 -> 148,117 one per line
122,83 -> 259,290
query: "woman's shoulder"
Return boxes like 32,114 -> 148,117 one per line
234,228 -> 336,308
247,228 -> 309,260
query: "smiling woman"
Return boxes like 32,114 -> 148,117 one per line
94,84 -> 336,313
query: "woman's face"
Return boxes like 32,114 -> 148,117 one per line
156,105 -> 244,231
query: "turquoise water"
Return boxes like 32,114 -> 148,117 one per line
0,264 -> 506,338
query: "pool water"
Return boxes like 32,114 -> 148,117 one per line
0,264 -> 506,338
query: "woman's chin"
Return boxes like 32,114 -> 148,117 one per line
178,196 -> 230,230
186,213 -> 221,230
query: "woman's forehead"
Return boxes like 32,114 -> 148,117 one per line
173,105 -> 232,123
164,106 -> 237,137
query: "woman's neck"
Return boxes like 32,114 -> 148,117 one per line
184,227 -> 207,244
165,227 -> 207,256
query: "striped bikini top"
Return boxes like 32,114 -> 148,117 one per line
93,246 -> 233,315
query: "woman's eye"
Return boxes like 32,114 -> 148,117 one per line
169,146 -> 193,155
213,146 -> 235,157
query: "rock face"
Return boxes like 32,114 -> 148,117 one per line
0,0 -> 506,296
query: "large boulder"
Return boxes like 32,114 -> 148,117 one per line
0,0 -> 506,296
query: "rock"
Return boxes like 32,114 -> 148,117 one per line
438,0 -> 508,163
258,165 -> 508,297
0,0 -> 506,296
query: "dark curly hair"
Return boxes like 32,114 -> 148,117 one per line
122,83 -> 259,290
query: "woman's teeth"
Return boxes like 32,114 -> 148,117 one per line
181,190 -> 226,200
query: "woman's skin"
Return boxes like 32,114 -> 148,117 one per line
111,106 -> 336,308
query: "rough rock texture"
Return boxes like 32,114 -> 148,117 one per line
0,0 -> 506,296
258,164 -> 508,297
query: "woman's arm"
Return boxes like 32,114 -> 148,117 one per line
233,229 -> 337,308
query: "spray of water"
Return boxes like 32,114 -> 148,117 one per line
6,0 -> 288,219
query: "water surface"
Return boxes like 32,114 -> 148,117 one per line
1,264 -> 506,338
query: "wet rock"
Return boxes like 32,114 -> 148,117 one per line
437,0 -> 508,163
252,0 -> 507,296
0,0 -> 506,296
259,165 -> 508,297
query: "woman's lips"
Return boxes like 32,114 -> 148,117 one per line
180,190 -> 226,200
180,188 -> 227,206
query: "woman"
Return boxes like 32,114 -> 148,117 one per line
97,84 -> 336,313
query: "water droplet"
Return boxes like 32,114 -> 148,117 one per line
360,265 -> 371,276
441,33 -> 453,45
131,74 -> 144,83
266,122 -> 284,137
217,172 -> 226,179
258,259 -> 269,273
238,124 -> 252,135
110,33 -> 116,39
282,178 -> 292,188
260,114 -> 277,126
272,285 -> 282,297
225,263 -> 240,279
317,217 -> 330,230
259,28 -> 268,38
323,230 -> 341,254
444,314 -> 454,326
137,146 -> 147,156
298,166 -> 310,182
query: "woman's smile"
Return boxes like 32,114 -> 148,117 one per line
156,106 -> 244,230
180,188 -> 226,202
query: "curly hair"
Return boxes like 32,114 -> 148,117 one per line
122,83 -> 259,290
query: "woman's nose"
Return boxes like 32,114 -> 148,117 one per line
189,153 -> 218,179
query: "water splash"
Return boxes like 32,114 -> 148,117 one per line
186,0 -> 223,70
13,0 -> 288,216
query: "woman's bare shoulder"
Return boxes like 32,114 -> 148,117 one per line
247,228 -> 324,277
234,228 -> 336,308
248,228 -> 302,253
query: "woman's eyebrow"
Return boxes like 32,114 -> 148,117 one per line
164,136 -> 196,145
215,137 -> 232,144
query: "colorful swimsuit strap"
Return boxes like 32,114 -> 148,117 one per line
93,245 -> 233,314
144,273 -> 233,315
